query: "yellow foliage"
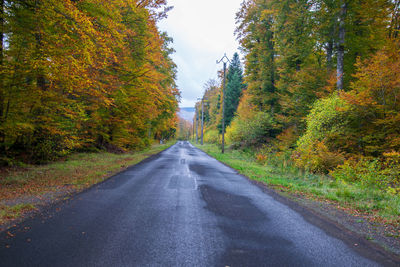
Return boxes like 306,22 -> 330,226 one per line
204,129 -> 220,144
256,154 -> 267,164
275,126 -> 298,151
331,155 -> 400,191
293,140 -> 345,173
0,0 -> 179,164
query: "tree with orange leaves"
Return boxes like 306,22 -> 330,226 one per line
0,0 -> 179,164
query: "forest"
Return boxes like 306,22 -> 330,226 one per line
0,0 -> 179,165
196,0 -> 400,192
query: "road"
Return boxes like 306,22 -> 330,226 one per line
0,141 -> 396,266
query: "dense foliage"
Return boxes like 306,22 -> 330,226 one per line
0,0 -> 179,164
197,0 -> 400,191
223,52 -> 245,128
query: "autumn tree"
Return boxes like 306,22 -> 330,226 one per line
0,0 -> 179,164
236,0 -> 277,113
294,2 -> 400,172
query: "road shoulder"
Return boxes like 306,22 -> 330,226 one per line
194,143 -> 400,265
0,142 -> 174,232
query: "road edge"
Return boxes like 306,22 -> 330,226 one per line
0,143 -> 176,234
193,143 -> 400,266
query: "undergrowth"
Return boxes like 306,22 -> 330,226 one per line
196,143 -> 400,227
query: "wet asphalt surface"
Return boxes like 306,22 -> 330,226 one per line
0,141 -> 396,266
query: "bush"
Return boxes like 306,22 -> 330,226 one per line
274,126 -> 299,151
227,111 -> 278,148
293,140 -> 345,173
256,153 -> 267,164
30,135 -> 72,163
204,129 -> 219,144
381,151 -> 400,188
329,160 -> 359,182
296,93 -> 353,151
330,157 -> 399,191
294,94 -> 354,173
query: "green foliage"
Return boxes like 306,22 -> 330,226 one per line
0,0 -> 179,164
197,143 -> 400,225
331,154 -> 400,191
236,0 -> 277,112
201,1 -> 400,191
342,41 -> 400,156
294,40 -> 400,173
196,79 -> 221,134
294,140 -> 345,174
294,94 -> 352,172
336,159 -> 390,190
296,94 -> 353,151
224,52 -> 245,128
203,129 -> 219,144
228,111 -> 277,148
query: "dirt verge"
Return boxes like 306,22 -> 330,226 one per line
0,143 -> 173,232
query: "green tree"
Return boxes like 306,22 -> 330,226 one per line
236,0 -> 277,113
224,52 -> 245,128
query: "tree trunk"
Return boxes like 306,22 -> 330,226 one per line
326,39 -> 333,71
0,0 -> 5,149
35,31 -> 47,91
337,1 -> 347,91
0,0 -> 4,119
389,0 -> 400,39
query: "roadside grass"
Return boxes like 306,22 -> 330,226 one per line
0,141 -> 174,226
0,204 -> 37,225
196,143 -> 400,228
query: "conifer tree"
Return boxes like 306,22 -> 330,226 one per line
224,53 -> 244,127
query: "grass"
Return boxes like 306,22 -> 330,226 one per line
0,204 -> 37,225
0,141 -> 174,226
196,143 -> 400,228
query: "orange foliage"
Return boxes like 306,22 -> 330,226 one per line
0,0 -> 179,163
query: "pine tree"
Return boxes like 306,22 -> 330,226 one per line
224,53 -> 244,127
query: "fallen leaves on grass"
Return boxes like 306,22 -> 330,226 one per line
0,204 -> 37,225
0,143 -> 172,229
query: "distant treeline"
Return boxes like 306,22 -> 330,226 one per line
197,0 -> 400,190
0,0 -> 179,164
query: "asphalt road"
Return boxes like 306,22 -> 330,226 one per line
0,141 -> 397,266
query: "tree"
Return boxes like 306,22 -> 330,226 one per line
0,0 -> 180,164
223,52 -> 245,128
236,0 -> 277,113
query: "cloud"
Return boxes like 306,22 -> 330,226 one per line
158,0 -> 243,107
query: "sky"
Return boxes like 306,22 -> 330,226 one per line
158,0 -> 244,108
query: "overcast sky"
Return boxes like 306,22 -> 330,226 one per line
158,0 -> 243,108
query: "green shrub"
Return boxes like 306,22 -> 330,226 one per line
30,135 -> 71,163
204,129 -> 219,144
381,151 -> 400,188
293,140 -> 345,173
294,94 -> 353,173
331,158 -> 390,190
227,111 -> 278,148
